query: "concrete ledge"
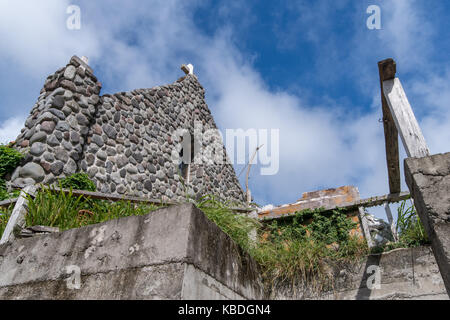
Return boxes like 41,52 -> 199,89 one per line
0,204 -> 264,300
405,152 -> 450,295
272,246 -> 448,300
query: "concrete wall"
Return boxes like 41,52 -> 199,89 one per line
0,204 -> 263,300
405,152 -> 450,295
0,203 -> 446,300
271,246 -> 448,300
9,56 -> 245,203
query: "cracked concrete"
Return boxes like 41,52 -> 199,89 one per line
0,203 -> 447,299
0,204 -> 264,300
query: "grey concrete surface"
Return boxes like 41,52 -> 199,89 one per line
0,204 -> 446,300
272,246 -> 448,300
0,204 -> 263,299
405,152 -> 450,295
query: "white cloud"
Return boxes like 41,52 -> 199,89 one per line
0,0 -> 99,74
0,117 -> 27,145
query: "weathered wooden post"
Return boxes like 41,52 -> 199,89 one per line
358,206 -> 374,248
378,59 -> 401,194
0,185 -> 37,245
379,58 -> 449,296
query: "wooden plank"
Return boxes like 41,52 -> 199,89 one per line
359,206 -> 374,248
0,185 -> 37,245
0,197 -> 18,208
49,187 -> 177,205
353,191 -> 410,208
259,191 -> 410,221
378,59 -> 401,194
41,186 -> 254,213
384,203 -> 398,241
383,78 -> 430,158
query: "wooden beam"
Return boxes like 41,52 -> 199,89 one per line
259,191 -> 410,221
378,59 -> 401,194
358,206 -> 374,248
45,187 -> 253,212
0,185 -> 36,245
0,197 -> 18,208
383,78 -> 430,158
353,191 -> 410,208
384,203 -> 398,241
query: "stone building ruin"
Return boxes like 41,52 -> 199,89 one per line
1,56 -> 449,300
8,56 -> 245,203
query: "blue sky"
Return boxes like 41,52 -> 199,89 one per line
1,0 -> 450,217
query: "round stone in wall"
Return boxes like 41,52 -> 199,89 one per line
30,142 -> 45,156
29,131 -> 47,145
40,121 -> 55,134
64,65 -> 76,80
50,162 -> 64,176
19,162 -> 45,183
64,159 -> 77,175
144,180 -> 152,191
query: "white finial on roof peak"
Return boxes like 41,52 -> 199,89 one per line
181,63 -> 194,75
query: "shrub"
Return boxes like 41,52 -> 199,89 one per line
59,173 -> 97,192
197,199 -> 368,293
0,203 -> 15,238
196,195 -> 260,252
396,200 -> 428,247
0,145 -> 23,178
0,145 -> 23,201
372,200 -> 429,253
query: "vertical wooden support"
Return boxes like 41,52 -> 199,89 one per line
378,59 -> 401,194
382,78 -> 430,158
384,203 -> 398,241
0,185 -> 36,245
358,206 -> 374,248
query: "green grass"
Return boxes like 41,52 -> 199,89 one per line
0,143 -> 24,201
0,203 -> 15,237
23,185 -> 162,231
0,188 -> 426,294
197,196 -> 368,293
58,173 -> 97,192
373,200 -> 429,253
396,200 -> 428,246
0,184 -> 20,201
196,195 -> 261,252
0,190 -> 374,294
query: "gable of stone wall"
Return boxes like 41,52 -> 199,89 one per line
8,56 -> 245,204
81,74 -> 245,202
10,56 -> 101,187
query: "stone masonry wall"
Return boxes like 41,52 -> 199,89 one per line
11,56 -> 101,186
8,56 -> 245,203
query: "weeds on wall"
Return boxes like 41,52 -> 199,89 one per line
196,195 -> 261,252
22,185 -> 162,232
1,188 -> 425,295
374,200 -> 429,253
197,197 -> 368,295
